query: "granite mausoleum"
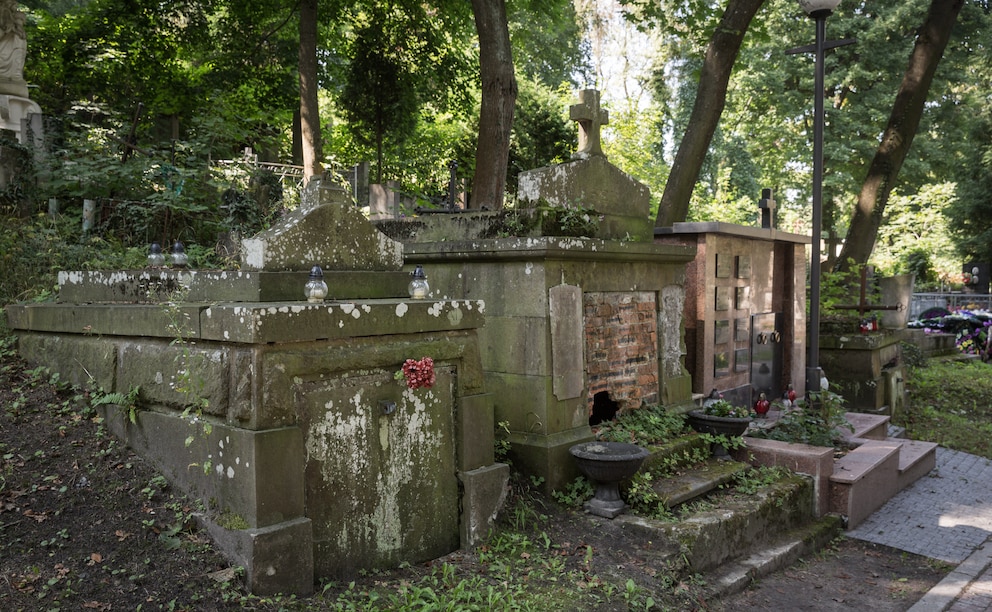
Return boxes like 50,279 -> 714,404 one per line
656,206 -> 810,407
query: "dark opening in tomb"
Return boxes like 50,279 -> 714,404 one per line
589,391 -> 619,426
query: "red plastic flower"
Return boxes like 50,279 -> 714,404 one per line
400,357 -> 435,390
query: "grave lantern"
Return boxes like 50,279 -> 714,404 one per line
798,0 -> 841,16
147,242 -> 165,267
408,265 -> 429,299
305,265 -> 328,303
170,241 -> 188,268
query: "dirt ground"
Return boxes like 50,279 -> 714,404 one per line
0,347 -> 951,610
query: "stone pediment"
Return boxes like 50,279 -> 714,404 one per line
241,180 -> 403,271
517,156 -> 653,241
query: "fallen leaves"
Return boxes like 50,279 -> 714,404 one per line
23,508 -> 48,522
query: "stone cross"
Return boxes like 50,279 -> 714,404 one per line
758,188 -> 776,229
569,89 -> 609,160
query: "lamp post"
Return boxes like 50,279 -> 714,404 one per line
789,0 -> 847,395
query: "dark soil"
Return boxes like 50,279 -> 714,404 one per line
0,347 -> 951,610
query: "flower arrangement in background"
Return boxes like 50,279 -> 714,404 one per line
910,309 -> 992,357
396,357 -> 436,390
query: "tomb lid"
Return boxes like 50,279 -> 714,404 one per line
656,221 -> 810,245
241,179 -> 404,272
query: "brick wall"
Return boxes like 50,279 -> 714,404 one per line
584,291 -> 659,415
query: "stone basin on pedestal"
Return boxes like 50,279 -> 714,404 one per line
686,411 -> 751,459
569,441 -> 650,518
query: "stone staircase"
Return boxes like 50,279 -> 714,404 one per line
829,412 -> 938,528
600,410 -> 937,598
609,434 -> 840,582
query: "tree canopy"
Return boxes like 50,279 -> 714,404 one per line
9,0 -> 992,284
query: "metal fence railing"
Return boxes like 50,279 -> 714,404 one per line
910,293 -> 992,320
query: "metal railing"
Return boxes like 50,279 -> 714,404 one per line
910,293 -> 992,319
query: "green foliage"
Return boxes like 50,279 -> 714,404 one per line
900,341 -> 927,369
624,471 -> 674,521
494,420 -> 512,464
551,477 -> 594,509
898,361 -> 992,459
701,399 -> 749,419
749,390 -> 853,449
90,386 -> 142,425
728,465 -> 792,496
341,6 -> 422,182
539,202 -> 602,237
594,404 -> 689,445
872,183 -> 959,284
819,261 -> 877,318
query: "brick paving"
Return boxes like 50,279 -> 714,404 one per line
847,448 -> 992,611
849,448 -> 992,564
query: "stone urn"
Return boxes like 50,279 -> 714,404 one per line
686,411 -> 751,458
569,441 -> 650,519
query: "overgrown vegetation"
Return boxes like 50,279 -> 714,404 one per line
593,403 -> 689,445
897,360 -> 992,460
749,390 -> 854,449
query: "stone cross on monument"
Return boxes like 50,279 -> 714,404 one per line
569,89 -> 609,160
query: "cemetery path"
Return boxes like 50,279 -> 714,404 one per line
0,352 -> 949,610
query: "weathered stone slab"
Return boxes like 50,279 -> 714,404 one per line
199,299 -> 486,344
480,316 -> 549,376
56,269 -> 409,303
299,368 -> 459,578
242,181 -> 403,271
459,463 -> 510,547
517,156 -> 652,241
550,284 -> 584,400
201,516 -> 314,596
5,302 -> 203,338
99,408 -> 306,530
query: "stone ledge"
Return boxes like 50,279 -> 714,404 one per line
732,438 -> 834,517
829,440 -> 901,528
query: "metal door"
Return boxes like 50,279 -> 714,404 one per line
751,312 -> 783,401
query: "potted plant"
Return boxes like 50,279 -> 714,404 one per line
686,398 -> 751,458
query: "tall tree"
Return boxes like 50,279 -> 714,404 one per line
834,0 -> 964,271
653,0 -> 766,228
299,0 -> 322,180
470,0 -> 517,209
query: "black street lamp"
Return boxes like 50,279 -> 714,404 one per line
787,0 -> 853,396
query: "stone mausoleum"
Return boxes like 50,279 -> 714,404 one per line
384,90 -> 697,493
656,210 -> 810,407
5,183 -> 508,595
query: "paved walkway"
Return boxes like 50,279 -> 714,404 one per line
847,448 -> 992,611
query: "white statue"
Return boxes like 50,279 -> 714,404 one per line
0,0 -> 27,89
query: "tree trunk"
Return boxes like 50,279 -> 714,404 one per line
470,0 -> 517,210
299,0 -> 323,182
835,0 -> 964,271
654,0 -> 766,228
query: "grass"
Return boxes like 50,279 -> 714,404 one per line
897,359 -> 992,459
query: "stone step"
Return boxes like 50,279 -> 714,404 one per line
640,434 -> 711,475
829,440 -> 902,529
650,459 -> 750,508
896,438 -> 938,490
700,515 -> 844,600
843,412 -> 890,441
618,470 -> 815,572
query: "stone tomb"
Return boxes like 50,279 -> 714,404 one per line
390,90 -> 697,493
4,181 -> 508,595
655,220 -> 809,406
